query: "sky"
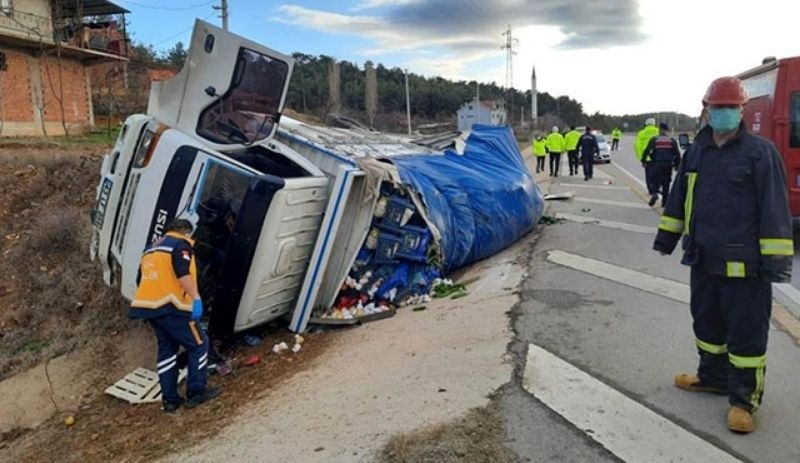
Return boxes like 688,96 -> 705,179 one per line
123,0 -> 799,116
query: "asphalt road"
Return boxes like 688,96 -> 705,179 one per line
502,139 -> 800,462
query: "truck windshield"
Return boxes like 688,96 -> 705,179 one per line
197,47 -> 289,145
192,161 -> 252,301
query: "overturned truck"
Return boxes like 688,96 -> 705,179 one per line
90,19 -> 544,339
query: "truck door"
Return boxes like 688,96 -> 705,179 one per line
148,19 -> 294,152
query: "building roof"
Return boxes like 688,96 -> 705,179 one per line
57,0 -> 130,17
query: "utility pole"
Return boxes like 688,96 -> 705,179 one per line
405,69 -> 412,135
500,24 -> 518,89
214,0 -> 229,30
476,81 -> 480,103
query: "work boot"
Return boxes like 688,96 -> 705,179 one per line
727,405 -> 755,434
674,373 -> 728,394
185,386 -> 221,409
162,398 -> 184,414
648,195 -> 658,206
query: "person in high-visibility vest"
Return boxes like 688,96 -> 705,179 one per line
532,134 -> 548,173
546,126 -> 566,177
635,118 -> 660,162
654,76 -> 793,434
564,126 -> 582,176
611,127 -> 622,150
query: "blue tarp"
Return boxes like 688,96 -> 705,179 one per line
392,125 -> 545,272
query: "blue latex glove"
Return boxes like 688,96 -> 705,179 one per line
191,299 -> 203,320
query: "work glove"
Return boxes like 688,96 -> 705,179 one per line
761,256 -> 792,283
192,299 -> 203,320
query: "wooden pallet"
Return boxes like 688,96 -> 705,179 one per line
105,367 -> 187,404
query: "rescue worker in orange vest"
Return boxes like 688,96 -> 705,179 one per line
654,77 -> 793,434
564,126 -> 582,176
129,218 -> 220,413
642,122 -> 681,207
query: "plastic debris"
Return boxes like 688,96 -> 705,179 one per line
244,354 -> 261,366
242,334 -> 262,347
294,334 -> 305,345
291,343 -> 302,353
272,342 -> 289,354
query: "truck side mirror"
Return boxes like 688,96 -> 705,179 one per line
678,133 -> 691,150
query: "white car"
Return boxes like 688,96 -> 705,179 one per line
592,132 -> 612,163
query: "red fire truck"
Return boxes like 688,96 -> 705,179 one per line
738,56 -> 800,222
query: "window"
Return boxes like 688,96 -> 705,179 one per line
193,161 -> 252,300
197,47 -> 289,145
791,92 -> 800,148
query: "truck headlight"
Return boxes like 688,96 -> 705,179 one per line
133,123 -> 166,168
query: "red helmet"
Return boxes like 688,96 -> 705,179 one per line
703,76 -> 748,106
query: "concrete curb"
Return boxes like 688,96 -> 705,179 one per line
773,283 -> 800,320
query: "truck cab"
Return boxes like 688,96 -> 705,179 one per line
90,20 -> 330,337
738,56 -> 800,222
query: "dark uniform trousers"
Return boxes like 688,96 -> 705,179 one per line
549,152 -> 562,176
567,149 -> 579,175
150,313 -> 209,403
581,154 -> 593,179
690,268 -> 771,412
646,162 -> 673,205
536,156 -> 546,172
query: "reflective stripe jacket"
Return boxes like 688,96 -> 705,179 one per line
564,130 -> 581,151
546,132 -> 566,153
642,134 -> 681,167
129,232 -> 198,319
532,137 -> 548,157
653,124 -> 793,280
634,124 -> 659,161
612,128 -> 622,140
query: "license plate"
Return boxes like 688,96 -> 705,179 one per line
93,177 -> 113,228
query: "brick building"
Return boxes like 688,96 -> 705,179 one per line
0,0 -> 128,136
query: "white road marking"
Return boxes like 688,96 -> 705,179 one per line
573,197 -> 651,210
555,213 -> 655,234
523,344 -> 742,463
611,160 -> 648,190
557,183 -> 630,191
546,250 -> 689,303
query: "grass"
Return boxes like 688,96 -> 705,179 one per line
0,127 -> 120,149
380,406 -> 517,463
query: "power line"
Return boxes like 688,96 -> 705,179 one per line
150,11 -> 215,46
117,0 -> 215,11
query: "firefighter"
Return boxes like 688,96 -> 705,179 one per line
642,122 -> 681,206
577,126 -> 599,181
653,76 -> 793,434
564,126 -> 582,176
532,133 -> 548,173
129,218 -> 221,413
546,126 -> 566,177
635,117 -> 659,162
611,127 -> 622,151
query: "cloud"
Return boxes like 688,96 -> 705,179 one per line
352,0 -> 424,11
278,0 -> 645,53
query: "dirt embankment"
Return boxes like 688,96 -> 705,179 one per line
0,143 -> 335,462
0,144 -> 127,381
